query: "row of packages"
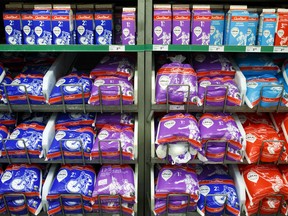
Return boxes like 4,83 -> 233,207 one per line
154,4 -> 287,46
3,3 -> 136,45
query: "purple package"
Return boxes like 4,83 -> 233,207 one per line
153,4 -> 172,45
122,8 -> 136,45
90,55 -> 135,81
155,199 -> 196,215
191,6 -> 211,45
88,76 -> 134,106
92,202 -> 134,215
91,124 -> 134,160
92,165 -> 135,204
172,5 -> 191,45
197,76 -> 242,107
95,113 -> 134,129
195,164 -> 229,181
156,113 -> 201,150
193,53 -> 236,78
154,165 -> 199,205
156,55 -> 198,105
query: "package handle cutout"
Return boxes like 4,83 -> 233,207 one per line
98,139 -> 123,165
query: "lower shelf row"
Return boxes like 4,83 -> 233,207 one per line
0,163 -> 138,216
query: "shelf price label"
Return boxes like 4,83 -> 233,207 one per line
169,105 -> 185,111
273,46 -> 288,53
153,45 -> 169,51
208,45 -> 224,52
245,46 -> 261,52
109,45 -> 125,52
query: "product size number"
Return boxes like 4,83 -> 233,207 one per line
209,46 -> 224,52
109,45 -> 125,52
245,46 -> 261,52
273,46 -> 288,53
153,45 -> 169,51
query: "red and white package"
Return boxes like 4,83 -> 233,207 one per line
245,124 -> 283,163
237,113 -> 274,128
279,132 -> 288,163
270,113 -> 288,133
279,165 -> 288,199
243,164 -> 285,205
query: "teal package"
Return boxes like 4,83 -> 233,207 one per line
257,9 -> 277,46
210,10 -> 225,45
247,12 -> 259,45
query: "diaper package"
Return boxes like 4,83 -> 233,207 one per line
155,55 -> 198,105
91,124 -> 134,160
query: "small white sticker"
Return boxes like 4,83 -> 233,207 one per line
57,169 -> 68,182
164,120 -> 176,129
202,118 -> 214,129
200,81 -> 211,87
247,82 -> 258,89
109,45 -> 125,52
55,131 -> 66,141
34,26 -> 43,37
161,170 -> 173,181
209,45 -> 224,52
154,26 -> 163,37
123,28 -> 130,37
77,26 -> 85,35
200,185 -> 210,196
159,75 -> 170,88
98,179 -> 107,186
10,130 -> 20,139
96,25 -> 104,35
1,171 -> 12,183
153,45 -> 168,51
194,26 -> 202,37
5,26 -> 13,35
246,134 -> 256,143
274,46 -> 288,53
246,46 -> 261,52
247,171 -> 259,183
98,130 -> 109,140
23,25 -> 31,35
53,26 -> 61,37
173,26 -> 182,37
56,79 -> 66,87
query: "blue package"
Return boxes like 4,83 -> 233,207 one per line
3,4 -> 22,45
245,74 -> 282,108
94,5 -> 113,45
210,11 -> 225,45
3,122 -> 45,159
52,5 -> 73,45
48,199 -> 92,215
33,5 -> 52,45
197,174 -> 240,216
0,164 -> 42,198
21,5 -> 35,45
247,11 -> 259,45
48,73 -> 92,105
257,9 -> 277,46
276,74 -> 288,107
76,5 -> 95,45
56,112 -> 96,128
235,54 -> 279,76
46,126 -> 95,161
0,113 -> 16,128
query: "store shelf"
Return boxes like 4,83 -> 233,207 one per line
147,44 -> 288,53
3,213 -> 134,216
151,104 -> 288,113
150,157 -> 247,164
0,104 -> 138,113
0,44 -> 145,52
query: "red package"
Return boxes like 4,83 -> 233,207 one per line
279,132 -> 288,163
245,124 -> 283,163
243,164 -> 284,205
237,113 -> 274,128
275,9 -> 288,46
270,113 -> 287,133
279,165 -> 288,198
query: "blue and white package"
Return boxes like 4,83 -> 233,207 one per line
76,4 -> 95,45
94,4 -> 113,45
245,74 -> 282,108
197,174 -> 240,216
210,11 -> 225,45
33,4 -> 52,45
3,122 -> 45,159
225,5 -> 249,46
247,11 -> 259,46
46,126 -> 95,161
52,4 -> 73,45
0,113 -> 16,128
282,59 -> 288,85
3,4 -> 22,45
47,165 -> 96,215
276,74 -> 288,107
21,4 -> 35,45
0,164 -> 42,198
257,9 -> 277,46
55,112 -> 96,128
48,73 -> 92,104
235,54 -> 280,76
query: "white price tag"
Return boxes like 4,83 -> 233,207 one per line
169,105 -> 185,111
273,46 -> 288,53
153,45 -> 169,51
245,46 -> 261,52
208,45 -> 224,52
109,45 -> 125,52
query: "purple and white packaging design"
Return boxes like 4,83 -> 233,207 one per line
247,10 -> 259,46
33,4 -> 52,45
155,55 -> 198,105
195,164 -> 229,180
95,113 -> 134,129
257,9 -> 277,46
114,7 -> 122,45
122,8 -> 136,45
153,4 -> 172,45
52,4 -> 73,45
172,5 -> 191,45
94,4 -> 113,45
92,165 -> 135,204
210,10 -> 225,45
3,4 -> 22,45
191,5 -> 211,45
76,4 -> 95,45
21,4 -> 35,45
224,5 -> 249,45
